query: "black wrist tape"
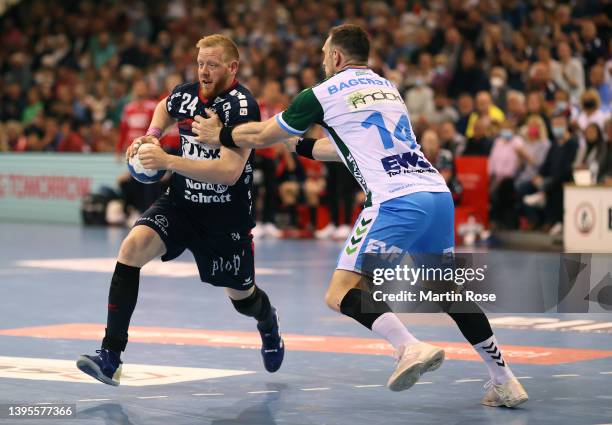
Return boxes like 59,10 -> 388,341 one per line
295,137 -> 316,159
219,126 -> 237,148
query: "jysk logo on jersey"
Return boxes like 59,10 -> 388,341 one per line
345,88 -> 404,110
181,135 -> 220,160
381,151 -> 435,177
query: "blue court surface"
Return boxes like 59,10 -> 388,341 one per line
1,223 -> 611,425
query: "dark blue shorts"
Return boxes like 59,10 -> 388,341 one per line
135,196 -> 255,290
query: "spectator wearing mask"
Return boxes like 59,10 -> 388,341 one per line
551,89 -> 578,120
489,120 -> 524,228
520,114 -> 578,234
404,73 -> 434,124
489,66 -> 509,110
515,115 -> 551,189
465,91 -> 505,138
526,91 -> 552,137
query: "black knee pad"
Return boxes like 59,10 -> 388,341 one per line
231,286 -> 271,321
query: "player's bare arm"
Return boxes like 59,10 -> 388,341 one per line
284,137 -> 341,162
126,97 -> 175,160
192,110 -> 290,149
138,144 -> 250,186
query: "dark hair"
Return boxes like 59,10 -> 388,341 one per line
329,24 -> 370,63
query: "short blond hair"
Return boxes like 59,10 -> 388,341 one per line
196,34 -> 239,62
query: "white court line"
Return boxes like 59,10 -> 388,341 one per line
455,379 -> 484,383
78,399 -> 111,402
192,393 -> 224,396
136,396 -> 168,399
600,371 -> 612,375
552,374 -> 580,378
301,387 -> 330,391
515,376 -> 533,379
247,390 -> 279,394
415,381 -> 433,385
353,384 -> 383,388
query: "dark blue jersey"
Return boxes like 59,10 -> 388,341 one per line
165,81 -> 260,231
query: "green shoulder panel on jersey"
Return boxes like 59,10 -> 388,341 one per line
277,88 -> 324,135
322,123 -> 372,208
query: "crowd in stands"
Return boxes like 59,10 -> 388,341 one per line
1,0 -> 611,237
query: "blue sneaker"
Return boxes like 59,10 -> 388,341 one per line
258,309 -> 284,372
76,349 -> 123,386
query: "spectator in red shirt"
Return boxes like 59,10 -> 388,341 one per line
116,80 -> 156,155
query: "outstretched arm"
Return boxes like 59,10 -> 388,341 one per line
192,112 -> 292,149
284,137 -> 342,162
192,87 -> 325,150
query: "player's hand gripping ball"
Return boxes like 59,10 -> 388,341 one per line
127,143 -> 166,184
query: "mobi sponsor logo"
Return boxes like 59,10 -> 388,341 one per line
0,174 -> 91,200
345,88 -> 404,110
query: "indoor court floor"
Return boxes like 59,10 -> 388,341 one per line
1,222 -> 611,425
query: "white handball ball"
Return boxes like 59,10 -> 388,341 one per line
127,143 -> 166,184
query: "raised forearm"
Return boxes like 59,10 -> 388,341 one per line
150,98 -> 175,133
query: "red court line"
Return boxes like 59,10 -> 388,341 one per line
1,323 -> 611,365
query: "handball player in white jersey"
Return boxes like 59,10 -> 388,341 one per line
192,24 -> 528,407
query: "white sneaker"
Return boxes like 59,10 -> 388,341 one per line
314,223 -> 337,239
263,223 -> 282,238
332,224 -> 352,240
387,342 -> 445,392
523,192 -> 546,208
482,377 -> 529,408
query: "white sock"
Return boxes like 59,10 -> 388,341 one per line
372,312 -> 419,350
473,335 -> 515,384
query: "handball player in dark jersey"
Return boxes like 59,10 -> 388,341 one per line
76,34 -> 284,385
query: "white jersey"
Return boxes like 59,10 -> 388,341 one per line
276,67 -> 448,206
